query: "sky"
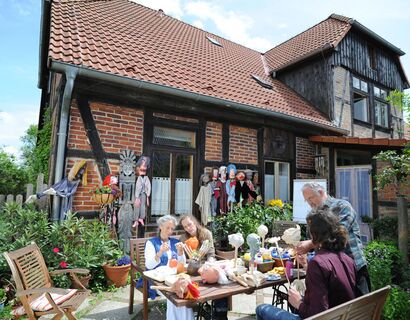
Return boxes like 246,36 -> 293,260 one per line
1,0 -> 409,158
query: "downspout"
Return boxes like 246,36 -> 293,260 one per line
51,68 -> 78,222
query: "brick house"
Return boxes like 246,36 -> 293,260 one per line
38,0 -> 408,227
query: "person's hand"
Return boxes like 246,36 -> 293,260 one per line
288,288 -> 302,309
134,198 -> 141,208
296,253 -> 308,269
159,242 -> 170,255
146,197 -> 150,207
175,242 -> 184,256
296,240 -> 314,255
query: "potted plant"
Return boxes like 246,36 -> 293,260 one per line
90,185 -> 118,205
103,255 -> 131,287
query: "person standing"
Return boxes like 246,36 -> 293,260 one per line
256,208 -> 357,319
297,182 -> 370,295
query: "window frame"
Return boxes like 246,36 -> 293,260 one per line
373,86 -> 390,129
263,160 -> 290,202
352,76 -> 370,123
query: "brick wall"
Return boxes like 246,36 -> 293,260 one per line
153,112 -> 199,123
229,125 -> 258,164
205,121 -> 222,161
296,137 -> 316,170
91,102 -> 144,154
67,101 -> 92,150
333,67 -> 352,133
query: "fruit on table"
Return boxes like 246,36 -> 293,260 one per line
185,237 -> 199,250
177,262 -> 185,274
169,258 -> 178,268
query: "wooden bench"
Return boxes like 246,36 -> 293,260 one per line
305,286 -> 391,320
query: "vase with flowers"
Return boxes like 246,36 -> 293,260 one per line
103,255 -> 131,287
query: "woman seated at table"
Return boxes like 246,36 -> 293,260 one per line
142,215 -> 192,320
180,215 -> 229,320
179,214 -> 215,260
256,208 -> 357,320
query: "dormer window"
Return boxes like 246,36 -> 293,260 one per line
206,36 -> 222,47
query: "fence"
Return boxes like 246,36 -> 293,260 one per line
0,173 -> 48,209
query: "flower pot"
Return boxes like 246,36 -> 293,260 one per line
216,249 -> 235,260
93,193 -> 115,205
70,274 -> 91,289
103,264 -> 131,287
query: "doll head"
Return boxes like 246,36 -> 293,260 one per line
102,174 -> 118,187
218,166 -> 227,181
198,263 -> 229,284
68,160 -> 88,186
244,169 -> 253,181
236,171 -> 246,181
136,156 -> 150,176
246,233 -> 261,259
227,164 -> 237,180
212,168 -> 219,181
199,173 -> 211,186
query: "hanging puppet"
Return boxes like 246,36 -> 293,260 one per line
215,166 -> 228,215
209,167 -> 219,216
133,156 -> 151,228
26,160 -> 88,220
195,172 -> 212,225
235,170 -> 258,207
244,169 -> 256,203
226,164 -> 237,212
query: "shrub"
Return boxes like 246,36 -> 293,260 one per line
212,202 -> 292,251
372,216 -> 398,243
364,241 -> 403,290
383,285 -> 410,320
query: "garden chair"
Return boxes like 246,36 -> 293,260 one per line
3,243 -> 90,320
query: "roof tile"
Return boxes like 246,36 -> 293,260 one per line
49,0 -> 338,129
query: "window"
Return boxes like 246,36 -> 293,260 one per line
374,86 -> 389,128
153,126 -> 196,148
352,76 -> 369,122
264,161 -> 290,202
353,92 -> 369,122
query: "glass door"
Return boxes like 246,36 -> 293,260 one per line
150,151 -> 193,220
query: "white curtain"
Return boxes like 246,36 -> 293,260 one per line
151,177 -> 170,216
175,178 -> 192,215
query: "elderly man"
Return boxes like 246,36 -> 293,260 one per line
297,182 -> 370,296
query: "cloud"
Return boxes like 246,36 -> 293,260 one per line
184,1 -> 272,52
0,107 -> 38,158
192,19 -> 205,29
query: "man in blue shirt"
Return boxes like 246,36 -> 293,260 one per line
297,182 -> 370,295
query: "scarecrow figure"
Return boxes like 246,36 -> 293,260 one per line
195,172 -> 212,225
226,164 -> 237,212
26,160 -> 88,220
133,156 -> 151,228
234,170 -> 257,207
215,166 -> 228,215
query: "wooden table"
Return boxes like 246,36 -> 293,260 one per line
141,272 -> 294,320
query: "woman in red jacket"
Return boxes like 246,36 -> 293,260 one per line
256,208 -> 357,320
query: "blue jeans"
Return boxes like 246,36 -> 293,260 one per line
256,304 -> 302,320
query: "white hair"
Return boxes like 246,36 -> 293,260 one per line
157,215 -> 178,228
301,182 -> 326,195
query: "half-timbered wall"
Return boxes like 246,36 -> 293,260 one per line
333,31 -> 406,91
277,56 -> 333,118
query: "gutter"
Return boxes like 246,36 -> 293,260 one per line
50,60 -> 348,135
51,67 -> 78,222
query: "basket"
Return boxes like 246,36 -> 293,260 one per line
93,193 -> 115,205
244,260 -> 275,273
273,257 -> 295,268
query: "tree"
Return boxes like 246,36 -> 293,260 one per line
0,148 -> 29,195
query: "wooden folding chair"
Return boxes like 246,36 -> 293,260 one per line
3,243 -> 90,320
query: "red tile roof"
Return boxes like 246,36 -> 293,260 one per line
264,15 -> 351,71
48,0 -> 339,130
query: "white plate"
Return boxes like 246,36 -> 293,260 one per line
143,266 -> 176,282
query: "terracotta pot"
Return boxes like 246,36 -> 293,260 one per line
103,264 -> 131,287
70,274 -> 91,289
216,249 -> 235,260
93,193 -> 115,205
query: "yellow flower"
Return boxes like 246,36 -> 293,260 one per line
267,199 -> 283,208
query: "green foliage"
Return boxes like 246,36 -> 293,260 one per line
0,288 -> 6,302
373,150 -> 410,197
387,89 -> 410,124
0,148 -> 29,195
20,106 -> 52,185
212,202 -> 292,250
383,285 -> 410,320
0,303 -> 13,320
0,203 -> 122,294
372,216 -> 398,243
364,241 -> 403,290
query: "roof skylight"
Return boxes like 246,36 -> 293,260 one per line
251,74 -> 272,89
206,36 -> 222,47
